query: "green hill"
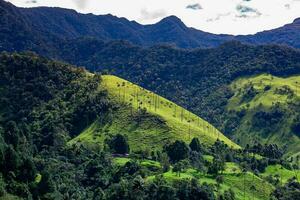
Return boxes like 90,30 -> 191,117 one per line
1,53 -> 299,200
115,157 -> 276,200
69,75 -> 239,151
226,74 -> 300,157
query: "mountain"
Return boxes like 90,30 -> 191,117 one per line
237,18 -> 300,48
0,52 -> 237,198
0,0 -> 299,50
69,75 -> 238,151
1,1 -> 300,199
0,52 -> 299,200
0,51 -> 236,159
2,10 -> 298,154
44,39 -> 300,156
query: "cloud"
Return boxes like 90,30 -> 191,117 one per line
206,12 -> 231,22
186,3 -> 202,10
25,0 -> 37,3
73,0 -> 89,9
284,4 -> 291,9
140,8 -> 167,20
236,4 -> 261,18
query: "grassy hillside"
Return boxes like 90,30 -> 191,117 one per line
227,74 -> 300,156
113,157 -> 300,200
114,157 -> 274,200
262,164 -> 300,184
152,168 -> 274,200
69,75 -> 239,151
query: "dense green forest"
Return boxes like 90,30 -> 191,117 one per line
0,52 -> 112,198
0,52 -> 299,199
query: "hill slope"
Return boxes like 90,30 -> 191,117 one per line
0,53 -> 298,200
0,0 -> 300,50
52,40 -> 300,154
70,75 -> 238,151
226,74 -> 300,156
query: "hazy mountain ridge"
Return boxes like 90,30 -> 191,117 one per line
0,0 -> 299,50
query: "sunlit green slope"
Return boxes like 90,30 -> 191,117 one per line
115,157 -> 275,200
227,74 -> 300,157
69,75 -> 239,151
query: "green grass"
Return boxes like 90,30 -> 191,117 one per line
0,194 -> 21,200
227,74 -> 300,156
113,157 -> 131,166
203,155 -> 214,163
113,157 -> 296,200
228,74 -> 300,110
147,162 -> 274,200
69,75 -> 239,151
113,157 -> 161,171
34,173 -> 42,183
261,164 -> 300,183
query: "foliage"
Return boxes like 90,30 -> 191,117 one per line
189,137 -> 203,153
271,178 -> 300,200
164,140 -> 189,163
107,134 -> 130,154
0,52 -> 111,198
208,156 -> 226,176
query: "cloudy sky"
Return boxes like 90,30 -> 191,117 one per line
6,0 -> 300,35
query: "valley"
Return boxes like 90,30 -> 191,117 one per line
0,0 -> 299,198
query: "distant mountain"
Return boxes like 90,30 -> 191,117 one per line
0,0 -> 299,50
237,18 -> 300,48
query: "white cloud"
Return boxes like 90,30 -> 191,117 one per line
186,3 -> 202,10
140,8 -> 167,20
25,0 -> 37,3
5,0 -> 300,35
73,0 -> 89,9
235,4 -> 261,18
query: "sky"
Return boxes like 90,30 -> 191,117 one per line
6,0 -> 300,35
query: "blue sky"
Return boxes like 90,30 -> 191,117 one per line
6,0 -> 300,35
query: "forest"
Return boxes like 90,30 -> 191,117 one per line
0,1 -> 300,199
0,52 -> 299,199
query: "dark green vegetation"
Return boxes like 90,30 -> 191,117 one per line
0,0 -> 300,51
107,134 -> 130,154
1,53 -> 299,199
0,52 -> 112,198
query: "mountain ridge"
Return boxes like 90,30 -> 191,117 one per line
0,0 -> 299,49
47,39 -> 300,156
